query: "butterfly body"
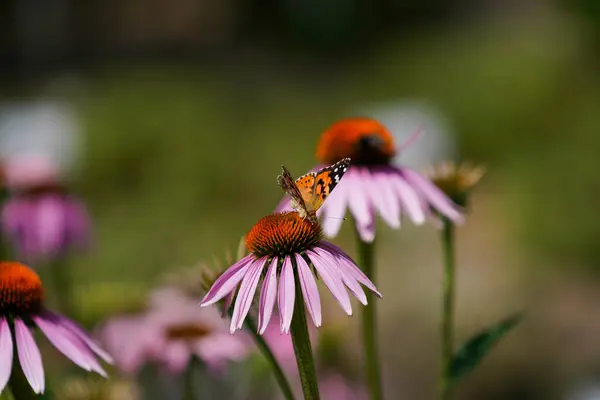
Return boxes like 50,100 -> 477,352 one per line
277,158 -> 351,225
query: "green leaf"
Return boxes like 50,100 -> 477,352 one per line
450,313 -> 523,385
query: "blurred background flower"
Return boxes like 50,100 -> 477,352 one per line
277,118 -> 463,241
98,286 -> 249,375
1,155 -> 91,263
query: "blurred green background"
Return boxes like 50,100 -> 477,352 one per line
3,0 -> 600,398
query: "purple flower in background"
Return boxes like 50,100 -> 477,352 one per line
319,373 -> 368,400
200,212 -> 381,334
276,117 -> 463,242
1,156 -> 91,262
0,261 -> 111,394
99,287 -> 249,375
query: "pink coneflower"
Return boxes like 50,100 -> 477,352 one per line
99,287 -> 248,375
277,118 -> 463,242
200,211 -> 382,333
1,157 -> 91,262
0,261 -> 111,394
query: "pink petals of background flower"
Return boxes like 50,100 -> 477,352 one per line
98,287 -> 249,375
277,118 -> 463,242
1,156 -> 91,262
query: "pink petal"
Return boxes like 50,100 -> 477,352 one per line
36,195 -> 65,255
295,254 -> 322,327
319,177 -> 349,238
0,318 -> 13,393
230,257 -> 267,333
278,256 -> 295,334
220,291 -> 235,317
390,173 -> 426,225
48,312 -> 113,363
275,197 -> 293,213
14,319 -> 45,394
355,218 -> 376,243
315,248 -> 367,305
258,257 -> 279,334
372,170 -> 401,228
401,169 -> 464,223
34,316 -> 106,377
361,168 -> 399,229
307,250 -> 352,315
162,342 -> 190,374
318,242 -> 382,297
346,170 -> 372,228
195,333 -> 248,368
201,255 -> 255,306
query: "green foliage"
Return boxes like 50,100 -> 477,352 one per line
449,313 -> 522,385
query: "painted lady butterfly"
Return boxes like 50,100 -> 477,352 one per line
277,158 -> 351,224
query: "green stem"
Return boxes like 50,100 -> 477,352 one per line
440,218 -> 455,399
243,316 -> 296,400
356,235 -> 383,400
182,358 -> 197,400
290,266 -> 320,400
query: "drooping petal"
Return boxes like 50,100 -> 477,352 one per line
46,312 -> 113,364
220,291 -> 235,317
346,169 -> 372,228
307,250 -> 352,315
258,257 -> 279,334
201,255 -> 255,306
362,168 -> 399,229
318,242 -> 382,297
390,172 -> 425,225
295,254 -> 322,327
230,257 -> 267,333
33,316 -> 106,378
14,319 -> 44,394
0,318 -> 13,393
319,176 -> 349,238
196,332 -> 248,371
275,197 -> 293,213
314,247 -> 366,305
162,342 -> 191,374
278,256 -> 295,334
355,218 -> 376,243
370,169 -> 400,228
401,168 -> 464,223
39,195 -> 70,256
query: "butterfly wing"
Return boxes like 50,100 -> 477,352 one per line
297,158 -> 351,213
278,165 -> 309,217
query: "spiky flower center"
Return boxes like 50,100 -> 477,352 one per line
245,212 -> 323,257
165,323 -> 212,341
316,117 -> 396,166
0,261 -> 44,316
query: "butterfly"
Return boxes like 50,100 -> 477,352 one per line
277,158 -> 351,224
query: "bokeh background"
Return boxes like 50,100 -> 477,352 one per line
2,0 -> 600,398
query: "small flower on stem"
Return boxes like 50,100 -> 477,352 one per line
426,161 -> 486,208
200,211 -> 382,334
98,287 -> 249,375
0,261 -> 111,395
1,157 -> 91,262
277,117 -> 463,242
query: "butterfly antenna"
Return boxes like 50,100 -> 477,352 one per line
324,216 -> 347,221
